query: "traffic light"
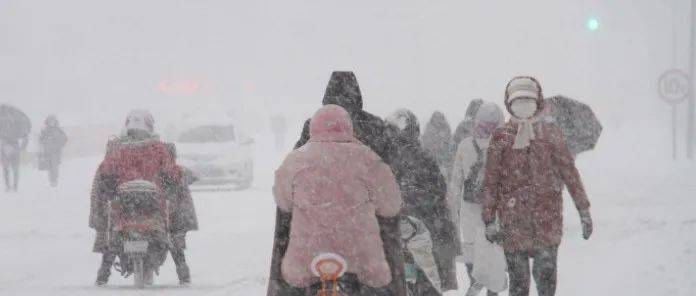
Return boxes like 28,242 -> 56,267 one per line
586,17 -> 600,32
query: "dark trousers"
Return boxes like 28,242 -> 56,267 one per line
47,153 -> 61,186
97,252 -> 116,282
505,246 -> 558,296
1,153 -> 19,191
170,246 -> 190,282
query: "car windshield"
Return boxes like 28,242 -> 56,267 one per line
178,125 -> 235,143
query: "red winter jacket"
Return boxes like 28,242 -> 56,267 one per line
98,137 -> 181,190
98,136 -> 181,232
482,122 -> 590,252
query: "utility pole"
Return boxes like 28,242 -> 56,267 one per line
689,0 -> 696,159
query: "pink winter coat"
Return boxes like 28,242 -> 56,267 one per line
274,105 -> 402,288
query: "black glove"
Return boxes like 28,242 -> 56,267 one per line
484,222 -> 500,243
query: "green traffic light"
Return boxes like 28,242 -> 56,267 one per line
586,17 -> 600,31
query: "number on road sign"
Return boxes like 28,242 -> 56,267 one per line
658,69 -> 690,104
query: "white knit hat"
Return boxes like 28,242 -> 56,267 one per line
125,109 -> 155,134
506,77 -> 540,104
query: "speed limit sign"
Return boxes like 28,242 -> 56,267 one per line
658,69 -> 690,104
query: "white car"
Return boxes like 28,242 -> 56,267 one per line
173,124 -> 254,191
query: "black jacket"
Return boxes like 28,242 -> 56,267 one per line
267,71 -> 406,296
421,111 -> 454,180
385,109 -> 459,291
294,73 -> 391,161
39,126 -> 67,153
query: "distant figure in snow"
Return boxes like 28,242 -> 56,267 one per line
384,109 -> 459,294
482,77 -> 593,296
0,104 -> 31,192
38,115 -> 68,187
273,105 -> 402,295
452,99 -> 484,152
270,114 -> 288,151
164,143 -> 199,286
421,111 -> 454,181
267,71 -> 407,296
1,137 -> 27,192
447,101 -> 506,296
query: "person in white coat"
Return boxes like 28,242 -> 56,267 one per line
448,102 -> 506,296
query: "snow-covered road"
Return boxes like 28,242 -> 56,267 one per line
1,146 -> 695,296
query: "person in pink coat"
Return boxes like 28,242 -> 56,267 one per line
273,104 -> 402,294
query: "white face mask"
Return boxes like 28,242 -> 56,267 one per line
510,99 -> 538,119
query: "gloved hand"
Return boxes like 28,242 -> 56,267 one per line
580,209 -> 593,240
484,222 -> 499,243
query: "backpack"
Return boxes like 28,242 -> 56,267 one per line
461,138 -> 485,203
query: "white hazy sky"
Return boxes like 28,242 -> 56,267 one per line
1,0 -> 692,157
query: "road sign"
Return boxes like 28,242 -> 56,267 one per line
658,69 -> 690,104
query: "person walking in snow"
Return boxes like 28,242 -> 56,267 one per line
268,71 -> 406,296
38,115 -> 68,187
164,143 -> 199,286
1,136 -> 27,192
270,114 -> 288,151
482,77 -> 593,296
452,99 -> 484,151
90,110 -> 181,286
421,111 -> 454,181
273,105 -> 402,295
448,102 -> 506,296
384,109 -> 459,294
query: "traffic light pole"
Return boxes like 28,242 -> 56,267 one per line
689,0 -> 696,159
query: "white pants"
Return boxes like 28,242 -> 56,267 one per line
458,202 -> 508,293
458,201 -> 485,264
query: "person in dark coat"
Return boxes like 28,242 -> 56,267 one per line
267,71 -> 406,296
384,109 -> 459,293
421,111 -> 454,181
165,143 -> 199,285
38,115 -> 68,187
1,136 -> 28,192
452,99 -> 484,150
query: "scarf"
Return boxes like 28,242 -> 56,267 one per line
510,117 -> 540,149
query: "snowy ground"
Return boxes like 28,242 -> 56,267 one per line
1,137 -> 695,296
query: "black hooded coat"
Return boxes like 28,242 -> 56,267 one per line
266,72 -> 406,296
420,111 -> 454,180
384,109 -> 459,292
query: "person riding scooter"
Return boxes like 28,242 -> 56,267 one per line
91,110 -> 181,286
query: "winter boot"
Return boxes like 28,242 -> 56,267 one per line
95,253 -> 115,286
95,266 -> 111,286
177,265 -> 191,285
466,282 -> 484,296
172,247 -> 191,285
144,268 -> 155,286
95,270 -> 110,287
